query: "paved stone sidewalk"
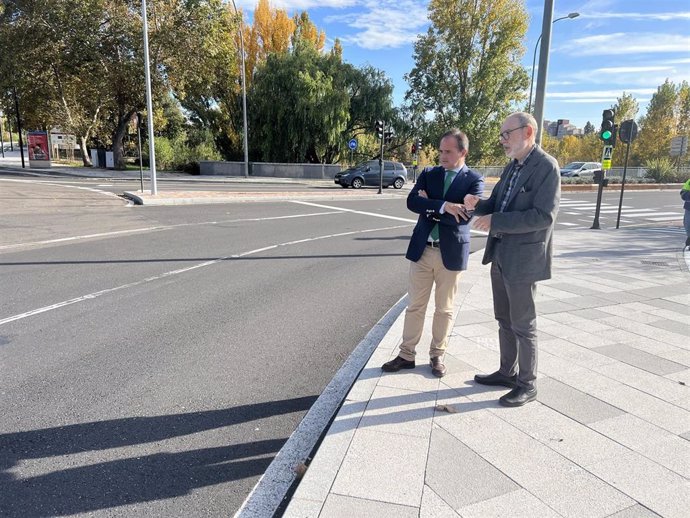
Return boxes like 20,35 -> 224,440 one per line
285,227 -> 689,518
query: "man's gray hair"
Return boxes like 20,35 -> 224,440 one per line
508,112 -> 538,137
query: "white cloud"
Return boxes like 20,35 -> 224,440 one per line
547,89 -> 657,99
578,12 -> 690,21
591,66 -> 674,74
233,0 -> 358,9
327,0 -> 428,50
558,98 -> 651,104
560,33 -> 690,56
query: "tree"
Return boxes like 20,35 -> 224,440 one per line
583,121 -> 595,135
611,92 -> 639,125
635,80 -> 678,162
248,28 -> 393,164
242,0 -> 294,83
404,0 -> 529,164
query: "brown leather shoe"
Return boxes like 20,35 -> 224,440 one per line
382,356 -> 415,372
430,356 -> 447,377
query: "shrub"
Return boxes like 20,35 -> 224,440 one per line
644,158 -> 688,183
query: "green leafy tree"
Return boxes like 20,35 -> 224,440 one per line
404,0 -> 529,164
611,92 -> 639,124
583,121 -> 595,135
635,80 -> 678,162
249,29 -> 393,164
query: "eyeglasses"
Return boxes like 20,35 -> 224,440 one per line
499,125 -> 527,141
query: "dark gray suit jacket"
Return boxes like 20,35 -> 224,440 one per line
474,146 -> 560,283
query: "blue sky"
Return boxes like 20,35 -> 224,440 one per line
235,0 -> 690,129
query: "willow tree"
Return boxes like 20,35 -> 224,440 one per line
405,0 -> 529,163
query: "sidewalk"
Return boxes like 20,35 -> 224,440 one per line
285,227 -> 690,518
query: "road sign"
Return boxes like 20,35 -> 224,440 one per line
348,138 -> 358,151
601,145 -> 613,170
670,135 -> 688,157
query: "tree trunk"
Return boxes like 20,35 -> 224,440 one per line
79,136 -> 92,166
112,110 -> 137,169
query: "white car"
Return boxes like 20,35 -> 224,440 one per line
560,161 -> 602,178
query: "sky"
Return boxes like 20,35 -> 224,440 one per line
234,0 -> 690,130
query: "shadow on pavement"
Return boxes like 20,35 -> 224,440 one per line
0,396 -> 316,517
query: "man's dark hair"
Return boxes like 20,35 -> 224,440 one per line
440,128 -> 469,153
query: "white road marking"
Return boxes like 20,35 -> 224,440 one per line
558,222 -> 579,226
0,211 -> 342,251
0,178 -> 122,199
0,224 -> 411,326
291,200 -> 489,235
292,200 -> 417,223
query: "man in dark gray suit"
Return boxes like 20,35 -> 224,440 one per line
464,112 -> 560,407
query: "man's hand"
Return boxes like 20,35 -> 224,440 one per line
472,214 -> 492,232
464,194 -> 480,210
444,203 -> 470,223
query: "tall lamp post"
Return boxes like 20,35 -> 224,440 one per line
527,12 -> 579,113
0,110 -> 5,158
229,0 -> 249,178
141,0 -> 157,194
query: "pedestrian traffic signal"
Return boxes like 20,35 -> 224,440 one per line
384,129 -> 394,144
375,120 -> 384,139
599,109 -> 616,146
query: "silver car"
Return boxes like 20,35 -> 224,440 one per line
560,161 -> 602,178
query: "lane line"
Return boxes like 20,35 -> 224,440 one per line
0,178 -> 123,200
291,200 -> 417,223
291,200 -> 490,236
0,211 -> 342,251
0,224 -> 411,326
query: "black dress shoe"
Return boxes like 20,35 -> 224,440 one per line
499,386 -> 537,407
474,371 -> 517,388
382,356 -> 415,372
430,357 -> 447,378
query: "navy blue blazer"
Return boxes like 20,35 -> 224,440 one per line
406,165 -> 484,271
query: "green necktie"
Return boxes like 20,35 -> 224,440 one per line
429,169 -> 456,242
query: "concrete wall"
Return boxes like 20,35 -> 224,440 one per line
199,160 -> 341,179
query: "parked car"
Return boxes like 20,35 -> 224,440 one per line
334,160 -> 407,189
560,161 -> 602,178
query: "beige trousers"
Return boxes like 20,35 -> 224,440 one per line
399,247 -> 461,361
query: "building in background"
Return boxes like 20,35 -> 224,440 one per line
544,119 -> 583,138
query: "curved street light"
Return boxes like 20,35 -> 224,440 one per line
229,0 -> 249,178
527,12 -> 579,113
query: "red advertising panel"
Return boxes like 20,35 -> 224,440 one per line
28,131 -> 49,161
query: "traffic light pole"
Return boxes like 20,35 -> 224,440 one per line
378,122 -> 384,195
615,140 -> 632,229
590,171 -> 605,230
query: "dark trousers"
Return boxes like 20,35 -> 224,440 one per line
490,261 -> 538,389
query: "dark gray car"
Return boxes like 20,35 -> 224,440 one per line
334,160 -> 407,189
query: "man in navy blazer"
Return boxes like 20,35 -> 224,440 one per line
382,129 -> 484,377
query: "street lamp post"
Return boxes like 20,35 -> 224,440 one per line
0,110 -> 5,158
229,0 -> 249,178
527,12 -> 579,113
141,0 -> 157,194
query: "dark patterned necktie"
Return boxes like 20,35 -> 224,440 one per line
430,169 -> 456,241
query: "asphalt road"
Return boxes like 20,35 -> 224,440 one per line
0,178 -> 482,517
0,177 -> 684,517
